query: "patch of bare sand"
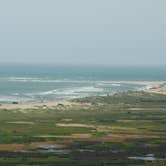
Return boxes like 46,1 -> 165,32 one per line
36,134 -> 92,139
56,123 -> 95,128
55,123 -> 139,134
0,133 -> 160,151
30,142 -> 66,149
145,84 -> 166,94
0,141 -> 65,151
62,125 -> 160,139
95,125 -> 137,133
92,134 -> 160,143
56,123 -> 144,138
0,144 -> 26,151
56,123 -> 136,130
110,81 -> 166,95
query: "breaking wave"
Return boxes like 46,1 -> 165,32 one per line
0,77 -> 94,83
0,76 -> 146,102
26,86 -> 103,97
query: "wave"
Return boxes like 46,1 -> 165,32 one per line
1,77 -> 122,85
144,85 -> 154,90
0,95 -> 33,103
97,82 -> 121,87
0,77 -> 146,102
12,93 -> 20,96
0,77 -> 96,83
111,83 -> 121,87
26,86 -> 103,97
138,85 -> 159,91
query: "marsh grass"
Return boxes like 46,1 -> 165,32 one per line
0,91 -> 165,165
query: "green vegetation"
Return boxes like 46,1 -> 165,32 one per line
0,91 -> 165,165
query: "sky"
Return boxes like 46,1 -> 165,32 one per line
0,0 -> 166,66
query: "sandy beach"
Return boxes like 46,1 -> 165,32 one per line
0,100 -> 81,110
0,81 -> 165,110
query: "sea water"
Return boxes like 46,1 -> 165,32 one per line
0,64 -> 165,103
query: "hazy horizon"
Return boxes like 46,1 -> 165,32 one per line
0,62 -> 166,68
0,0 -> 166,66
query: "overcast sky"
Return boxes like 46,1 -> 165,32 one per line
0,0 -> 165,66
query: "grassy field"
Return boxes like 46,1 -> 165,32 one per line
0,91 -> 166,165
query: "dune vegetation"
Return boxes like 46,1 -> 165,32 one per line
0,91 -> 165,165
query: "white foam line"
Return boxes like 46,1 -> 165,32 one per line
25,86 -> 103,97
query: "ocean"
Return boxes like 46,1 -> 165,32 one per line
0,64 -> 165,103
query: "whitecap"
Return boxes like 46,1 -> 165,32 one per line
25,86 -> 103,99
97,82 -> 121,87
111,83 -> 121,87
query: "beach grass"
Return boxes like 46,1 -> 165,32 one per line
0,91 -> 165,165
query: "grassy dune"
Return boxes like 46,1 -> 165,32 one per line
0,91 -> 166,165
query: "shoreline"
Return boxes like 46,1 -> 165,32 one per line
0,100 -> 82,110
0,81 -> 166,110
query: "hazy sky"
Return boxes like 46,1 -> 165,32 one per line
0,0 -> 165,66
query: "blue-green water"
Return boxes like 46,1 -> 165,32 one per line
0,65 -> 165,103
